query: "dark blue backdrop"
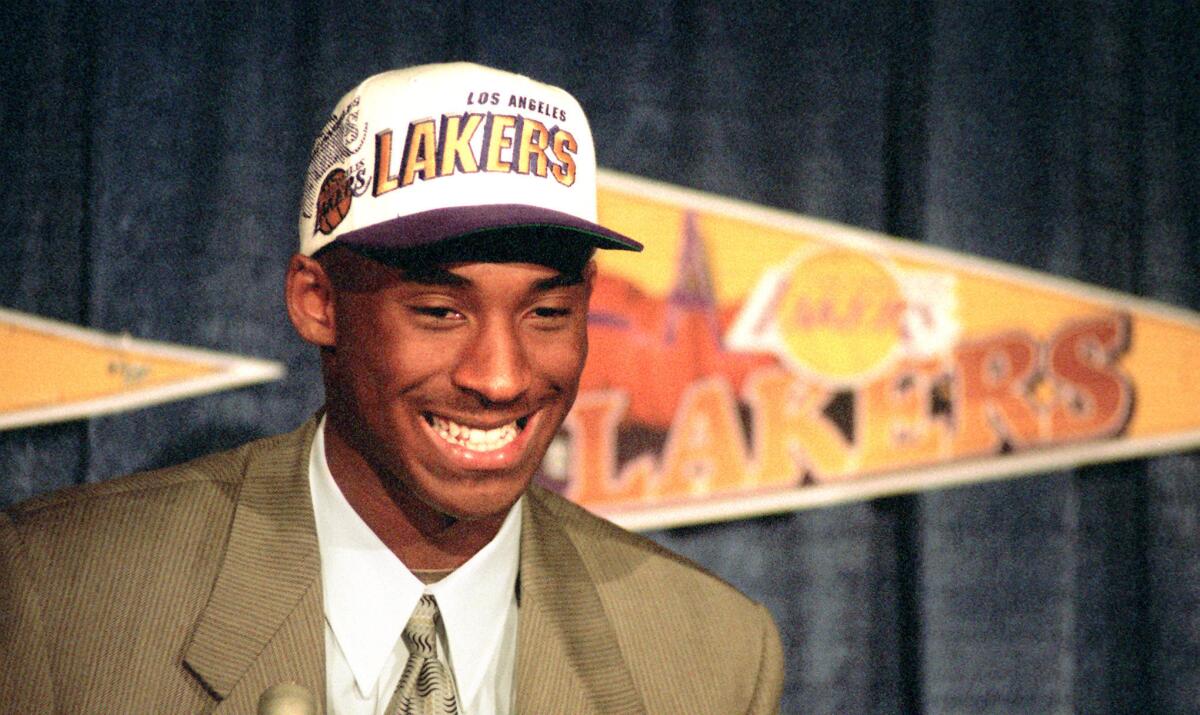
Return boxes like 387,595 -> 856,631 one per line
3,2 -> 1198,712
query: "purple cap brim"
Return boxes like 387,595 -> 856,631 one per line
337,204 -> 643,253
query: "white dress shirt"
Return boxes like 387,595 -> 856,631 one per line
308,417 -> 521,715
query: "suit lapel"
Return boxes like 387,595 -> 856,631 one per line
515,489 -> 646,715
183,419 -> 326,713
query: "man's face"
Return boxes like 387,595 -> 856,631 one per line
318,244 -> 593,522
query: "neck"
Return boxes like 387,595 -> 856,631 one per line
322,418 -> 508,571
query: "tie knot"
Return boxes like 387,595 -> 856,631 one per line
402,594 -> 440,657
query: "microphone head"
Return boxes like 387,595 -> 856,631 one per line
257,682 -> 317,715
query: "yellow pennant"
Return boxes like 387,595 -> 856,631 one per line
540,170 -> 1200,530
0,308 -> 283,430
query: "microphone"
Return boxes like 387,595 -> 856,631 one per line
257,682 -> 317,715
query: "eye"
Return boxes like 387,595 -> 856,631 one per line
527,303 -> 577,331
532,306 -> 572,319
409,305 -> 466,323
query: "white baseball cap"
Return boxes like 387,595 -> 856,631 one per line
298,62 -> 642,256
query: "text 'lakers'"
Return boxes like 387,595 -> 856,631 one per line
374,113 -> 578,195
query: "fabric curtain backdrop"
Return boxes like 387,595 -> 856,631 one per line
2,2 -> 1196,712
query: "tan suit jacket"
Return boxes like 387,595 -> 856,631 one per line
1,419 -> 783,714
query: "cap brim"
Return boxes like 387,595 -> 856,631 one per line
336,204 -> 643,253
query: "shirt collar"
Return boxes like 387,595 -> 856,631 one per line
307,416 -> 522,699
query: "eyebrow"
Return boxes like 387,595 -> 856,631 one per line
534,272 -> 585,290
397,266 -> 585,291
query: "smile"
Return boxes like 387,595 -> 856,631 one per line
424,413 -> 530,452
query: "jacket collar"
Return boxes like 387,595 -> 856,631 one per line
183,418 -> 325,712
515,487 -> 646,715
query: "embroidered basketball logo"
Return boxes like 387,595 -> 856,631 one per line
315,168 -> 352,234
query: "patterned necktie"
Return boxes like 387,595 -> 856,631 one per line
389,594 -> 460,715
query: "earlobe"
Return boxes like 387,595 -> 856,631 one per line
285,254 -> 336,346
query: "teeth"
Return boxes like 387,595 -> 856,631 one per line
429,415 -> 520,452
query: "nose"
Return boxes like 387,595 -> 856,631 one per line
451,317 -> 531,406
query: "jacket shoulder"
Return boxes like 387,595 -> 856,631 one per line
528,485 -> 763,612
3,422 -> 315,587
7,425 -> 308,527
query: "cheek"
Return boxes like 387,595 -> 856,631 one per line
337,320 -> 448,400
529,330 -> 588,387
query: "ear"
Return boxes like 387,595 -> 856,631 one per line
285,253 -> 336,347
582,259 -> 598,301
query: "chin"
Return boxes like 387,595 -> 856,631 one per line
417,474 -> 532,522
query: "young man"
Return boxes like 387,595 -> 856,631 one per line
0,63 -> 783,714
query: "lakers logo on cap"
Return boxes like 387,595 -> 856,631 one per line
315,168 -> 352,235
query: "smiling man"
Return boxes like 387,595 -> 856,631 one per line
0,64 -> 783,714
